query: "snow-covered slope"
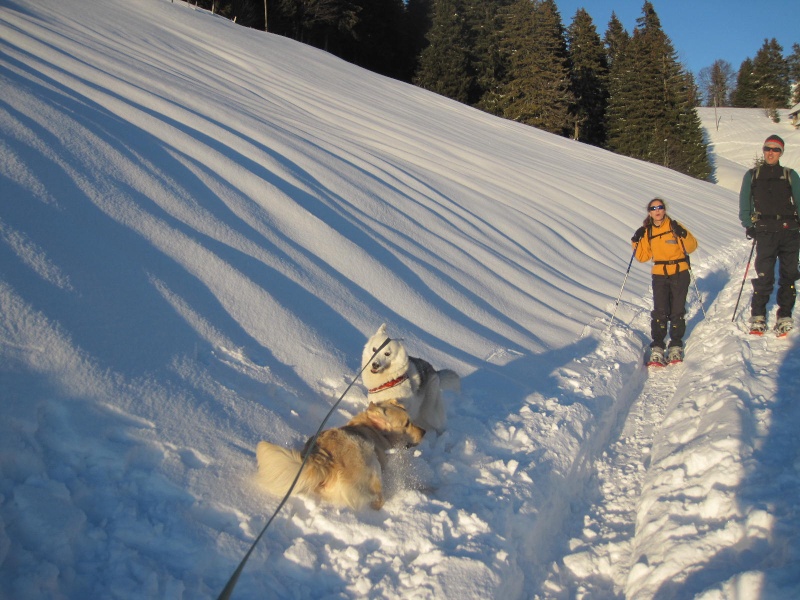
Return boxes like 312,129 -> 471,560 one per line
2,0 -> 799,598
700,106 -> 800,191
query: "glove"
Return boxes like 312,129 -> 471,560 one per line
671,221 -> 687,238
631,226 -> 646,243
745,226 -> 756,239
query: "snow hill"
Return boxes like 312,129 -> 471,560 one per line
1,0 -> 799,598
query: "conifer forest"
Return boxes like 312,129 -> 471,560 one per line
186,0 -> 799,181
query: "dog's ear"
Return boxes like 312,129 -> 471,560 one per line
366,404 -> 391,430
377,323 -> 387,335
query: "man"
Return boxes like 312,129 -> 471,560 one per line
739,134 -> 800,335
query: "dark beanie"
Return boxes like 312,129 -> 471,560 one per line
764,134 -> 785,150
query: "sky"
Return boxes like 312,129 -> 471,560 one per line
2,0 -> 800,598
555,0 -> 798,75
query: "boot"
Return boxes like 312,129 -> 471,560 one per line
749,315 -> 766,335
667,346 -> 683,364
774,317 -> 793,337
647,346 -> 666,367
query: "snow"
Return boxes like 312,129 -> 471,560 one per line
1,0 -> 800,598
701,105 -> 800,192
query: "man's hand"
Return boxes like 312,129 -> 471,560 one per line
746,226 -> 756,239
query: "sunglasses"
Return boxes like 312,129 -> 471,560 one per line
649,205 -> 665,211
763,146 -> 782,153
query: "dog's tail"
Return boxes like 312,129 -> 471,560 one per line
438,369 -> 461,392
255,441 -> 325,499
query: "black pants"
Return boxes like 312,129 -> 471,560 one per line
650,270 -> 690,348
751,229 -> 800,319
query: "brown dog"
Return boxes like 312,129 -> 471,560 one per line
255,400 -> 425,510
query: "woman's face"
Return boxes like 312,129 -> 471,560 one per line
648,201 -> 666,219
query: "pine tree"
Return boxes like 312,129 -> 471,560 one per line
567,8 -> 608,146
414,0 -> 474,103
404,0 -> 434,82
670,70 -> 710,178
788,43 -> 800,105
603,11 -> 629,68
750,38 -> 790,110
605,13 -> 641,158
731,58 -> 757,107
345,0 -> 407,79
276,0 -> 360,45
465,0 -> 511,108
495,0 -> 573,135
605,2 -> 709,180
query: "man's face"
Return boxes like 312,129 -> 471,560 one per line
763,144 -> 782,166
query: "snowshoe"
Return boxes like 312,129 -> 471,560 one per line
646,346 -> 666,367
749,316 -> 766,335
774,317 -> 793,337
667,346 -> 683,364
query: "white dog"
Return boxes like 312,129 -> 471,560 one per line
361,323 -> 460,432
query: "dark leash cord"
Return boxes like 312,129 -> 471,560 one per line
216,336 -> 391,600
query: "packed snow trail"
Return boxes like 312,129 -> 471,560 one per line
547,363 -> 675,599
537,240 -> 800,599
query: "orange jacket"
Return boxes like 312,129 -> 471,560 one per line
633,216 -> 698,276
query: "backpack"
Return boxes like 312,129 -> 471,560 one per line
750,165 -> 797,224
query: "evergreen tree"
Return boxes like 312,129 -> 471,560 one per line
404,0 -> 434,82
344,0 -> 407,79
465,0 -> 511,108
750,38 -> 790,110
567,8 -> 608,146
605,2 -> 709,180
414,0 -> 474,103
276,0 -> 360,47
788,43 -> 800,105
731,58 -> 757,107
671,70 -> 710,178
495,0 -> 573,135
490,0 -> 534,119
603,12 -> 632,154
225,0 -> 262,28
603,11 -> 629,68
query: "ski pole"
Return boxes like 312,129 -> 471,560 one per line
677,235 -> 706,319
607,245 -> 637,333
689,268 -> 706,318
732,238 -> 756,322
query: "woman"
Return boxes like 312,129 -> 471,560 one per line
631,198 -> 698,366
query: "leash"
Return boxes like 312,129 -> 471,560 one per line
216,336 -> 391,600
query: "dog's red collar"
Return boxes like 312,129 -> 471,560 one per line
368,374 -> 408,394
